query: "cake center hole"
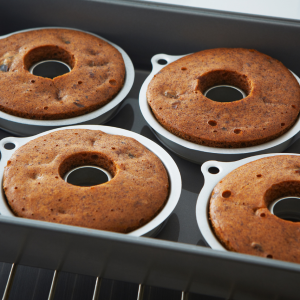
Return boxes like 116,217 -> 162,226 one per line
204,85 -> 246,102
29,60 -> 71,79
64,166 -> 112,187
269,197 -> 300,222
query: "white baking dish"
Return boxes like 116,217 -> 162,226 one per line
0,28 -> 135,136
0,125 -> 181,237
139,53 -> 300,164
196,153 -> 300,250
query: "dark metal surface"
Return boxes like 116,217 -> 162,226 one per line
1,1 -> 300,299
2,0 -> 300,73
0,71 -> 299,300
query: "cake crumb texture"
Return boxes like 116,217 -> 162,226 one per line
147,48 -> 300,148
210,155 -> 300,263
3,129 -> 169,233
0,29 -> 125,119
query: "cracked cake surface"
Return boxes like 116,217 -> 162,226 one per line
0,28 -> 125,120
147,48 -> 300,148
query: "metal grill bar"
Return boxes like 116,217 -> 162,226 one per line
47,270 -> 58,300
2,263 -> 16,300
137,284 -> 144,300
92,277 -> 102,300
1,263 -> 190,300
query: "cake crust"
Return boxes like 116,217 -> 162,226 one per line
3,129 -> 169,233
147,48 -> 300,148
0,29 -> 125,120
209,155 -> 300,263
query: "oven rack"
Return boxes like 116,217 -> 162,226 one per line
0,263 -> 198,300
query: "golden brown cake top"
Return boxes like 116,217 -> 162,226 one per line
210,155 -> 300,263
0,29 -> 125,119
147,48 -> 300,148
3,129 -> 169,233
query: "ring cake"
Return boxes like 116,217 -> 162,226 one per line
0,28 -> 125,120
209,155 -> 300,263
147,48 -> 300,148
3,129 -> 169,233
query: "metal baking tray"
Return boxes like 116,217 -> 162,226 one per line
2,0 -> 300,299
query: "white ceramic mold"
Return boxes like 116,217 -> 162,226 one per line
139,53 -> 300,164
0,125 -> 182,237
196,153 -> 300,250
0,27 -> 135,136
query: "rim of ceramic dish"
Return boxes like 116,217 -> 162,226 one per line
0,27 -> 135,126
196,153 -> 300,250
0,125 -> 182,237
139,53 -> 300,155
